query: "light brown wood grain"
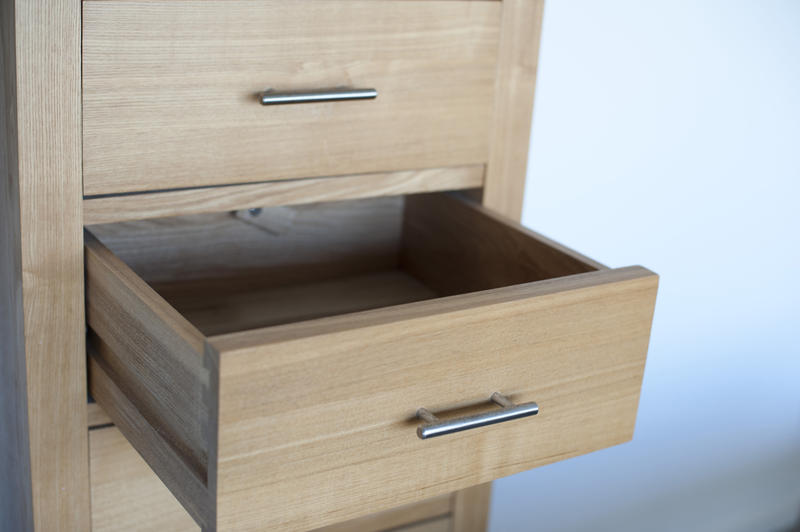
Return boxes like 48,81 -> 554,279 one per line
476,1 -> 547,525
82,0 -> 501,195
402,192 -> 604,296
85,233 -> 210,492
86,194 -> 658,531
207,266 -> 657,531
90,424 -> 452,532
0,1 -> 89,530
2,1 -> 555,530
483,0 -> 546,221
90,426 -> 199,532
88,192 -> 602,336
167,270 -> 438,337
88,353 -> 213,529
94,450 -> 455,532
83,165 -> 484,225
394,518 -> 451,532
87,402 -> 113,428
89,196 -> 404,287
311,495 -> 451,532
0,3 -> 32,528
451,483 -> 492,532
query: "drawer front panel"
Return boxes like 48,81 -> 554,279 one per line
210,268 -> 657,530
82,1 -> 501,195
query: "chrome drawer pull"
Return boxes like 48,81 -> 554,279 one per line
259,87 -> 378,105
416,392 -> 538,440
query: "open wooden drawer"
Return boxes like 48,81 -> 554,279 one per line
85,192 -> 658,531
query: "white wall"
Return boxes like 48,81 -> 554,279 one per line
489,2 -> 800,531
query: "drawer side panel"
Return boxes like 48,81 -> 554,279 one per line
88,357 -> 211,528
85,233 -> 210,496
401,192 -> 603,296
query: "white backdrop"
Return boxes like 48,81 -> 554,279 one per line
488,2 -> 800,531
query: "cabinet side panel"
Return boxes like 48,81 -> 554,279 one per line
483,0 -> 545,221
82,0 -> 501,194
11,1 -> 89,529
0,1 -> 33,529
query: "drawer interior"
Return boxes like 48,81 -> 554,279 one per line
88,193 -> 602,336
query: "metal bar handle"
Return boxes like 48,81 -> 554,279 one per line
416,392 -> 538,440
259,87 -> 378,105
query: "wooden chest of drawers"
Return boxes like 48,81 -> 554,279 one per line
1,1 -> 657,531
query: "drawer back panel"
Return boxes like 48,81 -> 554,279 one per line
87,196 -> 405,286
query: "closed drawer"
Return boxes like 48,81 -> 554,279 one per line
90,426 -> 198,532
89,424 -> 452,532
82,1 -> 501,195
85,193 -> 658,531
